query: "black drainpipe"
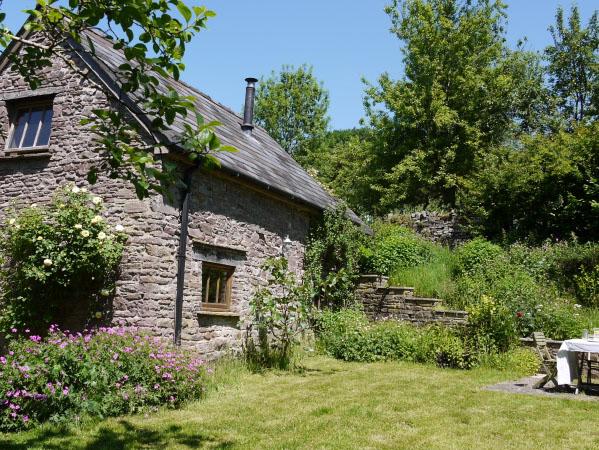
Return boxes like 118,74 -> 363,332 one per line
174,166 -> 195,346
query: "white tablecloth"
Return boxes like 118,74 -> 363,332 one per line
556,339 -> 599,385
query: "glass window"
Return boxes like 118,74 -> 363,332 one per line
8,103 -> 53,149
201,263 -> 234,310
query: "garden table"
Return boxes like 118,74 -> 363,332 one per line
556,339 -> 599,391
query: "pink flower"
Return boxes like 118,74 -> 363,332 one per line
62,387 -> 69,396
0,357 -> 6,365
112,353 -> 119,361
25,328 -> 30,333
10,328 -> 17,333
29,335 -> 42,343
153,384 -> 160,390
22,415 -> 29,422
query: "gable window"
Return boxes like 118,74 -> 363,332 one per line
201,262 -> 234,311
7,101 -> 54,151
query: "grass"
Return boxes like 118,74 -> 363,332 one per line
390,245 -> 456,299
3,356 -> 599,449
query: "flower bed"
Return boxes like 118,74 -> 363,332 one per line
0,326 -> 209,432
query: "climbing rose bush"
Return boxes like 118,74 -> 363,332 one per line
0,185 -> 126,335
0,326 -> 209,432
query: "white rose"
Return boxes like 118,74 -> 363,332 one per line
100,289 -> 110,297
43,258 -> 53,267
80,187 -> 88,193
72,186 -> 81,194
115,224 -> 125,232
91,215 -> 103,224
36,236 -> 43,241
74,224 -> 83,230
92,196 -> 102,205
97,231 -> 107,240
31,203 -> 37,208
8,218 -> 15,225
81,230 -> 90,238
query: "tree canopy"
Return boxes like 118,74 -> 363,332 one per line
546,5 -> 599,124
254,64 -> 329,159
0,0 -> 234,199
362,0 -> 549,210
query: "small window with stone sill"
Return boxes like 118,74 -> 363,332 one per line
201,262 -> 234,311
6,100 -> 54,152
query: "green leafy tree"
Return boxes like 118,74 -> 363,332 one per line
254,64 -> 330,158
303,128 -> 379,215
458,122 -> 599,243
364,0 -> 549,210
0,1 -> 234,199
545,5 -> 599,124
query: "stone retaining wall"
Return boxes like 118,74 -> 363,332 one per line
356,275 -> 467,326
408,211 -> 469,247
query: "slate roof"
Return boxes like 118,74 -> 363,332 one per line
65,28 -> 365,227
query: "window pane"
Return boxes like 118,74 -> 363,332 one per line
9,109 -> 29,148
218,272 -> 228,304
36,108 -> 53,146
21,108 -> 44,148
207,270 -> 218,303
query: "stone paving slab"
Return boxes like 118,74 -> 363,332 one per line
484,375 -> 599,401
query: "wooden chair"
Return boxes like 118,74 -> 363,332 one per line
532,332 -> 558,389
585,353 -> 599,386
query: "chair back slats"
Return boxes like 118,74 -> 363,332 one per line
532,331 -> 554,365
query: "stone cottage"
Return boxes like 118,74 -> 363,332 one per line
0,24 -> 363,358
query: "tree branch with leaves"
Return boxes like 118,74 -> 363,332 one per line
0,0 -> 235,199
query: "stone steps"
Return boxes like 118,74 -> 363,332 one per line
356,274 -> 468,326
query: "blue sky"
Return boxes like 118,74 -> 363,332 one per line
1,1 -> 597,129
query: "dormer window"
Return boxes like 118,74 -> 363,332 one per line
7,101 -> 54,151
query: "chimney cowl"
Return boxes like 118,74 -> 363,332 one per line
241,77 -> 258,135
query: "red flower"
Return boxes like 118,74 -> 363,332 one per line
516,311 -> 524,318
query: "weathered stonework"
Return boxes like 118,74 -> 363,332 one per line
0,43 -> 313,359
356,275 -> 467,326
407,211 -> 469,247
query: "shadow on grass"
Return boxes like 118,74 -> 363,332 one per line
0,420 -> 234,450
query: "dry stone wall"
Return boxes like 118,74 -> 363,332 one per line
0,42 -> 312,359
356,275 -> 467,326
408,211 -> 469,247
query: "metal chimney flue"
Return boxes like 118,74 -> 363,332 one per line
241,77 -> 258,135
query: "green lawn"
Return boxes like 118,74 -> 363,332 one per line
2,356 -> 599,449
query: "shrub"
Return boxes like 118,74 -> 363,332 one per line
245,258 -> 310,370
454,238 -> 504,277
0,326 -> 208,432
304,206 -> 365,309
573,265 -> 599,308
361,224 -> 432,275
543,241 -> 599,302
316,309 -> 469,368
465,295 -> 517,353
0,185 -> 126,336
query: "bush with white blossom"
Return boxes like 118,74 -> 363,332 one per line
0,185 -> 126,336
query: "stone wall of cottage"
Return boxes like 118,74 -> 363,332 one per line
0,42 -> 312,359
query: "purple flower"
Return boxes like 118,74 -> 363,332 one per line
29,335 -> 42,343
153,384 -> 160,390
22,415 -> 29,422
112,353 -> 119,361
62,387 -> 69,396
0,356 -> 6,365
10,328 -> 17,333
